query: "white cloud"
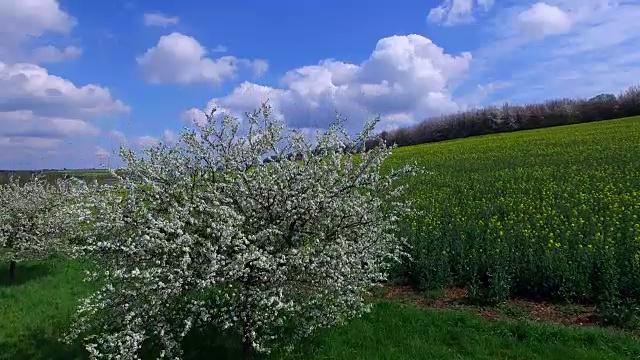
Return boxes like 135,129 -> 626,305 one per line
467,0 -> 640,106
0,111 -> 99,138
0,136 -> 63,169
30,45 -> 82,63
188,34 -> 471,132
428,0 -> 494,25
137,32 -> 236,84
517,2 -> 572,37
0,62 -> 129,118
143,12 -> 179,27
0,0 -> 77,62
137,32 -> 270,85
550,1 -> 640,56
477,1 -> 632,55
0,0 -> 75,40
0,62 -> 129,169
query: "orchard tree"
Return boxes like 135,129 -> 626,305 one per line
0,176 -> 87,282
66,103 -> 417,359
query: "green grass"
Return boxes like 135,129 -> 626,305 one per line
283,303 -> 640,360
0,258 -> 92,360
387,116 -> 640,311
2,258 -> 640,360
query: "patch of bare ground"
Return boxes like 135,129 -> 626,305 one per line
378,284 -> 601,329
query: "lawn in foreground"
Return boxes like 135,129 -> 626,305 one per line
2,258 -> 640,359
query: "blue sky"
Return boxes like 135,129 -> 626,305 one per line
1,0 -> 639,169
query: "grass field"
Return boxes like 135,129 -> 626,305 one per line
1,116 -> 640,358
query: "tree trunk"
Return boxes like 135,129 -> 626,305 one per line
8,260 -> 16,283
242,339 -> 254,359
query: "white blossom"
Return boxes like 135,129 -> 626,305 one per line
65,103 -> 417,359
0,176 -> 89,265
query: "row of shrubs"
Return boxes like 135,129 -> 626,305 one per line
377,85 -> 640,147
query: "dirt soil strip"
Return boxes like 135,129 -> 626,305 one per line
380,285 -> 600,328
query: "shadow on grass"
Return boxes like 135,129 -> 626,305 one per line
0,263 -> 50,287
1,327 -> 271,360
2,315 -> 303,360
181,325 -> 320,359
1,328 -> 257,360
0,332 -> 86,360
182,326 -> 268,360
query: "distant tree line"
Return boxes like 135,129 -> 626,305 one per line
0,170 -> 119,185
374,84 -> 640,148
0,171 -> 66,185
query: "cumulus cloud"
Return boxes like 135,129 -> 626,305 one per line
428,0 -> 494,25
517,2 -> 572,37
0,0 -> 77,62
186,34 -> 471,132
0,0 -> 75,40
0,62 -> 129,169
137,33 -> 236,84
0,62 -> 129,118
143,12 -> 179,27
137,32 -> 269,85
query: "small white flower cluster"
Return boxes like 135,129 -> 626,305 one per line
0,176 -> 90,265
64,103 -> 417,359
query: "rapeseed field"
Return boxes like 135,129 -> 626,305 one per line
389,116 -> 640,324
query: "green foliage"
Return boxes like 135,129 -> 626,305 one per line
389,116 -> 640,321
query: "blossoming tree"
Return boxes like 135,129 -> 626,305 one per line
0,176 -> 86,282
67,103 -> 416,359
